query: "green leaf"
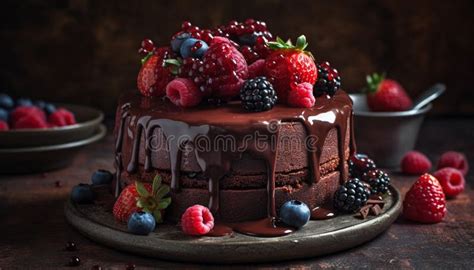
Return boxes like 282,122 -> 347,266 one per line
141,52 -> 153,65
267,41 -> 286,50
153,209 -> 163,223
135,181 -> 149,197
155,185 -> 170,200
152,175 -> 162,196
163,59 -> 181,67
276,36 -> 285,44
136,197 -> 147,209
157,197 -> 171,210
286,39 -> 293,46
295,35 -> 307,50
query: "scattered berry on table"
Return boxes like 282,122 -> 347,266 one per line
401,151 -> 432,175
16,98 -> 33,107
403,173 -> 446,223
127,211 -> 156,235
171,32 -> 191,53
65,241 -> 77,251
0,108 -> 8,121
365,73 -> 413,111
48,108 -> 76,127
137,47 -> 175,97
180,38 -> 209,59
71,184 -> 94,204
279,200 -> 310,229
91,169 -> 113,186
181,204 -> 215,236
437,151 -> 469,176
334,178 -> 370,213
433,168 -> 465,198
0,93 -> 14,109
264,35 -> 317,103
247,59 -> 266,78
68,256 -> 81,267
240,76 -> 278,112
0,120 -> 9,131
314,61 -> 341,97
349,153 -> 377,179
165,78 -> 203,107
287,82 -> 316,108
362,169 -> 390,195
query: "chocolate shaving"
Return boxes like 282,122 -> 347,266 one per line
357,205 -> 371,219
370,204 -> 383,216
366,199 -> 385,208
356,197 -> 386,219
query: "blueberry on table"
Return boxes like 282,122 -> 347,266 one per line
91,169 -> 113,185
127,211 -> 156,235
279,200 -> 310,229
180,38 -> 208,58
71,184 -> 94,204
0,93 -> 14,109
16,98 -> 33,107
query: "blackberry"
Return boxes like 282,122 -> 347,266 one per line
362,169 -> 390,195
240,76 -> 277,112
314,61 -> 341,96
349,153 -> 377,179
334,178 -> 370,213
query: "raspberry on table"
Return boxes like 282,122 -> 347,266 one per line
181,204 -> 215,236
403,173 -> 446,223
287,82 -> 315,108
401,151 -> 432,175
437,151 -> 469,176
240,76 -> 277,112
433,168 -> 465,198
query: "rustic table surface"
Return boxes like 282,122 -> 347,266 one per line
1,117 -> 473,269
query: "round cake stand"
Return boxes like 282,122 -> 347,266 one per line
65,186 -> 402,264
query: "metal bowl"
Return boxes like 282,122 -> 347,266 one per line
350,94 -> 431,168
0,104 -> 104,148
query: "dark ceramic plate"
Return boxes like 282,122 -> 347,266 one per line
0,124 -> 106,174
0,104 -> 104,148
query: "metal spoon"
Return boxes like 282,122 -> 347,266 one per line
412,83 -> 446,111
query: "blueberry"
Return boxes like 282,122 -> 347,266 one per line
34,100 -> 46,110
0,93 -> 14,109
238,32 -> 261,46
180,38 -> 209,59
279,200 -> 310,229
127,212 -> 156,235
0,108 -> 8,122
16,98 -> 33,107
44,103 -> 56,114
171,32 -> 191,53
91,169 -> 113,185
71,184 -> 94,204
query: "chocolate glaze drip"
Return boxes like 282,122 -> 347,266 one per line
114,90 -> 354,236
114,103 -> 130,197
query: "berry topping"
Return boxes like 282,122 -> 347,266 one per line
0,108 -> 8,122
433,168 -> 465,198
314,61 -> 341,96
181,204 -> 215,236
127,211 -> 156,235
247,59 -> 266,78
349,153 -> 377,179
91,169 -> 113,186
165,78 -> 203,107
403,173 -> 446,223
264,35 -> 317,103
287,82 -> 316,108
71,184 -> 94,204
0,120 -> 9,131
113,175 -> 171,223
180,38 -> 209,59
240,76 -> 277,112
13,113 -> 48,129
365,73 -> 413,111
401,151 -> 432,175
11,106 -> 46,123
437,151 -> 469,176
334,178 -> 371,213
0,93 -> 14,109
171,32 -> 191,53
362,169 -> 390,195
279,200 -> 310,229
137,47 -> 175,97
138,38 -> 155,56
48,108 -> 76,127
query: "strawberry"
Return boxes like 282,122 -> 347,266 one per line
365,73 -> 413,111
113,175 -> 171,223
403,173 -> 446,223
137,47 -> 175,97
264,35 -> 317,103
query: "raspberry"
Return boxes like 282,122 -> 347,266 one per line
433,168 -> 465,198
248,59 -> 265,78
166,78 -> 203,108
403,173 -> 446,223
401,151 -> 432,175
14,114 -> 48,129
437,151 -> 469,176
0,120 -> 8,131
287,83 -> 315,108
48,108 -> 76,127
181,205 -> 214,236
10,106 -> 46,123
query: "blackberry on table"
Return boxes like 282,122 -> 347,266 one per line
314,61 -> 341,96
349,153 -> 377,179
240,76 -> 278,112
362,169 -> 390,195
334,178 -> 370,213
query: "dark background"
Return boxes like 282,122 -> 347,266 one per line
1,0 -> 473,116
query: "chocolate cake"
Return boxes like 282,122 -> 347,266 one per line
114,90 -> 354,223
